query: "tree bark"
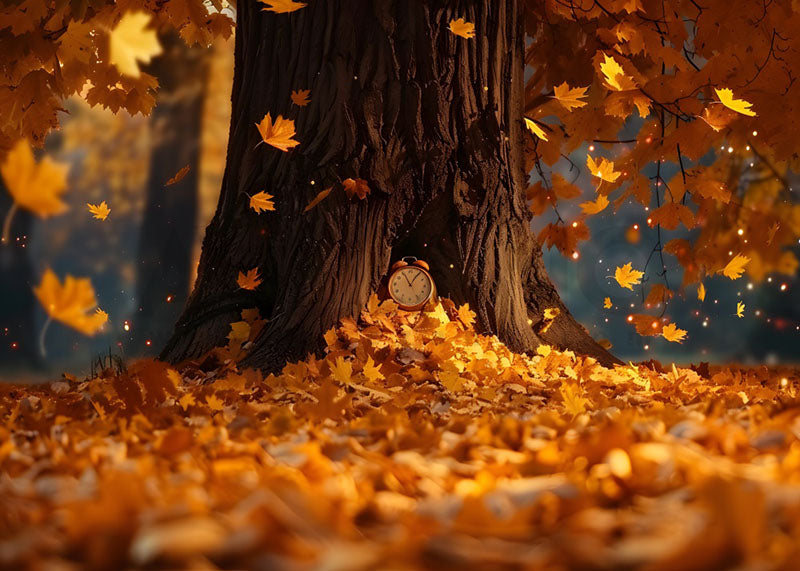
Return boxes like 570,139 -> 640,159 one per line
133,33 -> 208,354
162,0 -> 618,370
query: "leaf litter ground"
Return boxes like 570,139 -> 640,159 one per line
1,296 -> 799,569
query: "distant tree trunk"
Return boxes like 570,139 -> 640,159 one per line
163,0 -> 618,370
133,33 -> 208,353
0,181 -> 37,370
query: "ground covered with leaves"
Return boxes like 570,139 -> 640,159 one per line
1,297 -> 799,570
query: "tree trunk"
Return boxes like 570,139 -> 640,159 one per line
133,33 -> 208,354
162,0 -> 618,370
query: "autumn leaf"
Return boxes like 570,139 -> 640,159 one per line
87,201 -> 110,221
291,89 -> 311,106
579,194 -> 609,215
165,165 -> 190,186
255,113 -> 300,152
604,297 -> 613,309
109,12 -> 162,78
524,117 -> 549,141
614,262 -> 644,290
736,301 -> 745,318
697,283 -> 706,302
342,178 -> 370,200
553,82 -> 589,111
249,191 -> 275,213
304,186 -> 333,212
237,268 -> 262,290
561,383 -> 589,417
661,323 -> 687,343
1,140 -> 69,219
715,88 -> 756,117
361,356 -> 384,383
586,155 -> 621,184
331,357 -> 353,386
719,254 -> 750,280
34,269 -> 108,335
457,304 -> 476,328
448,18 -> 475,39
259,0 -> 307,13
599,54 -> 637,91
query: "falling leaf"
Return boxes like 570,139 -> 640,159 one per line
604,297 -> 613,309
87,201 -> 110,221
109,12 -> 162,77
249,191 -> 275,213
34,269 -> 107,335
342,178 -> 370,200
259,0 -> 307,13
661,323 -> 687,343
553,82 -> 589,110
719,253 -> 750,280
237,268 -> 262,290
291,89 -> 311,106
1,140 -> 69,218
448,18 -> 475,39
165,165 -> 190,186
715,88 -> 756,117
586,155 -> 621,183
697,282 -> 706,302
524,117 -> 549,141
255,113 -> 300,152
614,262 -> 644,290
736,301 -> 745,318
579,194 -> 609,215
304,186 -> 333,212
599,54 -> 637,91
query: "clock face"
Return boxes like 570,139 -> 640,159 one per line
389,266 -> 433,308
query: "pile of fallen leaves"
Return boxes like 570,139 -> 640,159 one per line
2,297 -> 800,569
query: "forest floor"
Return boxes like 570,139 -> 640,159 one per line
1,297 -> 800,570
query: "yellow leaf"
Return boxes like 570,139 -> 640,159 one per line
362,356 -> 384,383
259,0 -> 307,13
331,357 -> 353,386
524,117 -> 548,141
697,282 -> 706,302
736,301 -> 745,318
87,201 -> 110,221
1,140 -> 69,218
715,88 -> 756,117
719,253 -> 750,280
599,54 -> 637,91
448,18 -> 475,39
205,394 -> 224,411
304,186 -> 333,212
165,165 -> 190,186
109,12 -> 162,78
661,323 -> 687,343
178,393 -> 196,410
579,194 -> 609,215
586,155 -> 621,183
249,191 -> 275,213
342,178 -> 370,199
614,262 -> 644,290
603,297 -> 613,309
227,321 -> 250,344
457,304 -> 476,328
553,82 -> 589,111
34,269 -> 107,335
237,268 -> 262,290
291,89 -> 310,106
255,113 -> 300,152
561,383 -> 589,417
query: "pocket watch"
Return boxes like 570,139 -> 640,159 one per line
387,257 -> 436,310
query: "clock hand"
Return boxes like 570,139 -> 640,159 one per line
403,273 -> 413,286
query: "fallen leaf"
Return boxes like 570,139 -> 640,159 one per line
448,18 -> 475,39
237,268 -> 262,290
342,178 -> 370,199
614,262 -> 644,290
291,89 -> 310,106
249,191 -> 275,213
87,201 -> 110,221
304,186 -> 333,212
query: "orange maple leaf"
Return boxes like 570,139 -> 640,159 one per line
255,113 -> 300,152
86,201 -> 110,221
291,89 -> 310,106
249,191 -> 275,213
165,165 -> 190,186
342,178 -> 370,199
34,269 -> 108,336
448,18 -> 475,39
661,323 -> 687,343
237,268 -> 262,290
614,262 -> 644,290
259,0 -> 307,13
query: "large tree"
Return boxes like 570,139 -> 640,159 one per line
161,0 -> 614,370
2,0 -> 799,371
